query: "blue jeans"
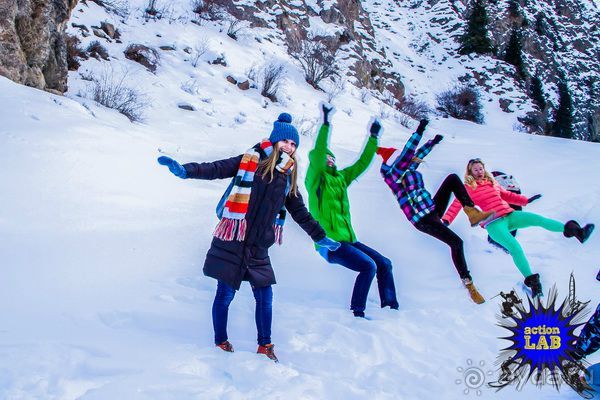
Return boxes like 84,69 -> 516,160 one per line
326,241 -> 399,312
212,280 -> 273,346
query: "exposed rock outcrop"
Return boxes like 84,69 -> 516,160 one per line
0,0 -> 79,93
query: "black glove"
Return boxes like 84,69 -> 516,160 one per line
322,103 -> 334,125
527,194 -> 542,204
442,219 -> 450,226
432,134 -> 443,145
370,119 -> 382,138
416,119 -> 429,134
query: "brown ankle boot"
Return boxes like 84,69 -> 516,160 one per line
257,344 -> 279,363
463,279 -> 485,304
463,206 -> 495,227
216,341 -> 234,352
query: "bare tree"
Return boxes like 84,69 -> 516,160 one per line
289,37 -> 340,89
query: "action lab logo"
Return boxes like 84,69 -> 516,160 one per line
489,275 -> 591,394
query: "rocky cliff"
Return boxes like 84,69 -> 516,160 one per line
0,0 -> 78,93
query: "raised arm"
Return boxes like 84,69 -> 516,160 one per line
306,104 -> 335,190
306,124 -> 331,190
340,136 -> 378,185
183,154 -> 243,180
392,119 -> 430,167
414,135 -> 443,161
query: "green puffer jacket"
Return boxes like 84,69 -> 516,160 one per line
305,123 -> 378,243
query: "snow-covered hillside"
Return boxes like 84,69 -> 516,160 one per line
1,0 -> 599,398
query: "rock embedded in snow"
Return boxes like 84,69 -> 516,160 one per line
124,44 -> 160,73
177,102 -> 196,111
100,21 -> 117,39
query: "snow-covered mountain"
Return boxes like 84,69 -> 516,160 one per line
1,0 -> 599,398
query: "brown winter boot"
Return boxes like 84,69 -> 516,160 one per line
463,278 -> 485,304
257,343 -> 279,363
216,341 -> 234,352
463,206 -> 496,227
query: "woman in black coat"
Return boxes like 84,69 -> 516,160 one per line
158,113 -> 340,362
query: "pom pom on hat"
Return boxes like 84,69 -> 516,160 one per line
270,113 -> 300,147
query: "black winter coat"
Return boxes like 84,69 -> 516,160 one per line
184,155 -> 326,290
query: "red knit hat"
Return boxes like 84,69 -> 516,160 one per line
376,147 -> 401,166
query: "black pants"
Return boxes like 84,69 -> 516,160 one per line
414,174 -> 474,280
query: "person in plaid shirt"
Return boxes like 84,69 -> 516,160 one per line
376,119 -> 494,304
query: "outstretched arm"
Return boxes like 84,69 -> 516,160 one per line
285,190 -> 327,242
414,135 -> 443,161
392,119 -> 430,167
183,154 -> 243,180
498,185 -> 529,207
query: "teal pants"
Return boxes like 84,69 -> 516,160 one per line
486,211 -> 564,277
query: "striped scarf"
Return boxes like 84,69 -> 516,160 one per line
214,139 -> 295,244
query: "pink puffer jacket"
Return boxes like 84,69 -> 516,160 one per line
442,179 -> 528,225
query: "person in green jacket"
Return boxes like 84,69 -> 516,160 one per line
306,103 -> 399,318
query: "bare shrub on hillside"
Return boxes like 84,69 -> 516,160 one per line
87,67 -> 150,122
259,61 -> 286,102
191,0 -> 227,20
321,76 -> 346,103
86,41 -> 110,60
289,36 -> 340,90
397,95 -> 430,120
66,34 -> 88,71
226,18 -> 246,40
436,85 -> 484,123
190,38 -> 210,67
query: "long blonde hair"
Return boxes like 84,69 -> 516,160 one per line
259,144 -> 298,196
464,158 -> 495,188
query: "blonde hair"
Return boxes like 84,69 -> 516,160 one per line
259,144 -> 298,196
464,159 -> 495,188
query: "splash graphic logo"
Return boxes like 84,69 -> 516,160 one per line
455,359 -> 494,396
489,275 -> 593,396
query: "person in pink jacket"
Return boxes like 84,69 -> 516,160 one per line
442,158 -> 594,298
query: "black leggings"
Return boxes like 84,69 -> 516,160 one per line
414,174 -> 474,280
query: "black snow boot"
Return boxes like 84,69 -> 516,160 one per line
563,220 -> 595,243
524,273 -> 543,299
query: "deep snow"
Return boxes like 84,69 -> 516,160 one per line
1,0 -> 599,398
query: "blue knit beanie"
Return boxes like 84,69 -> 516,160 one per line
269,113 -> 300,147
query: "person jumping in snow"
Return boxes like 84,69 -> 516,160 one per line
305,103 -> 399,318
376,119 -> 494,304
157,113 -> 340,362
442,158 -> 595,299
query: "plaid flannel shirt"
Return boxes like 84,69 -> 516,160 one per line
380,131 -> 437,225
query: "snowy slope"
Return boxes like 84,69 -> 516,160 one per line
1,0 -> 600,398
